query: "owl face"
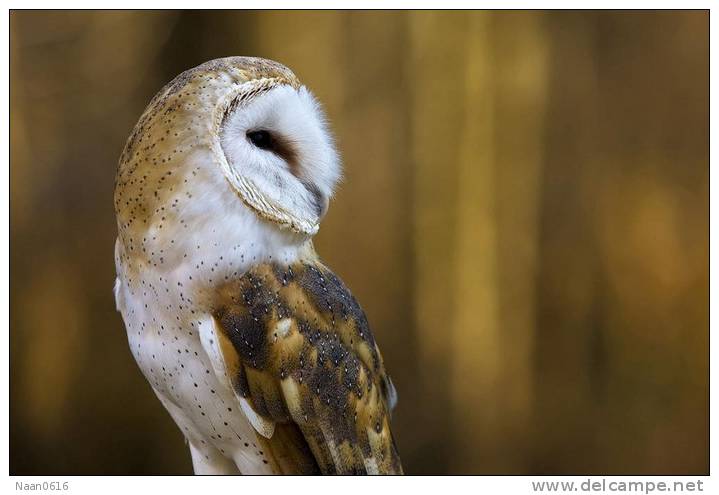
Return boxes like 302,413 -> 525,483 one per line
221,85 -> 340,226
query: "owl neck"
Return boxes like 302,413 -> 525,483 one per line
118,204 -> 318,306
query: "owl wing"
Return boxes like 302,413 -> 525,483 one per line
206,260 -> 402,475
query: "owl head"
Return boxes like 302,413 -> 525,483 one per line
114,57 -> 341,270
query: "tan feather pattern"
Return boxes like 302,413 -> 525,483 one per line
211,259 -> 403,474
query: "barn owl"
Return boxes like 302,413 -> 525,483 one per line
113,57 -> 402,475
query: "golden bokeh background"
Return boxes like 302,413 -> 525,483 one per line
10,10 -> 708,475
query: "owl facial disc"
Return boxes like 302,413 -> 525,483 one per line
214,78 -> 340,236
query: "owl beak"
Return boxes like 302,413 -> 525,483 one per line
302,181 -> 328,220
315,191 -> 329,220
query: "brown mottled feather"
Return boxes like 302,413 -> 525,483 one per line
211,261 -> 402,474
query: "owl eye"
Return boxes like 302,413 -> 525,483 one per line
247,130 -> 274,151
246,129 -> 299,173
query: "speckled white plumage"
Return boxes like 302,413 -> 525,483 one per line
113,161 -> 303,473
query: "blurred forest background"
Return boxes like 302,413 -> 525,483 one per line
10,11 -> 708,475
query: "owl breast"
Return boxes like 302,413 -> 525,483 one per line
114,225 -> 309,473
